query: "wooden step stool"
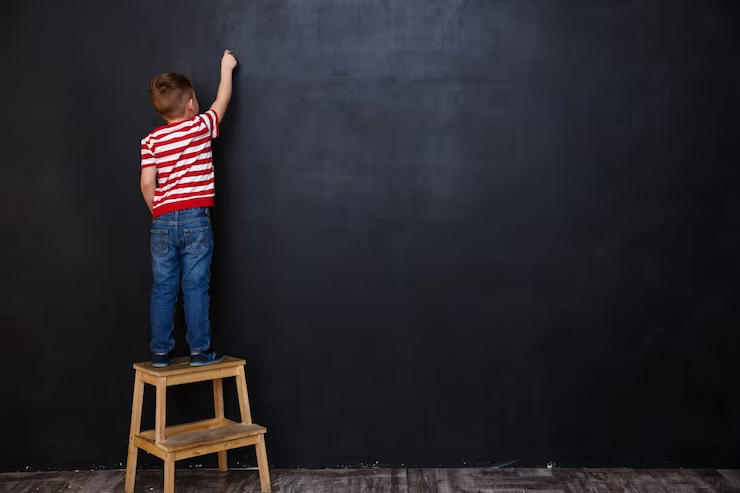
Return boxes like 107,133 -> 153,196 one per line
125,356 -> 271,493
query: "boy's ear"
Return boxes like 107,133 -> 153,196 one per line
187,98 -> 195,113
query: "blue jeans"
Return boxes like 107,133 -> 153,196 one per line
150,207 -> 213,354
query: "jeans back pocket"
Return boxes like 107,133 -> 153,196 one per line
184,225 -> 212,255
151,229 -> 169,257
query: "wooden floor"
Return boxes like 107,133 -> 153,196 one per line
2,467 -> 740,492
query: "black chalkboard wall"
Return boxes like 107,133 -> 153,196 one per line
2,0 -> 740,471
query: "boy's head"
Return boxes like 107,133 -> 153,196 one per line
149,72 -> 199,122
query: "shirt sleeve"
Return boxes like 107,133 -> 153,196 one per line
141,139 -> 155,168
199,110 -> 220,139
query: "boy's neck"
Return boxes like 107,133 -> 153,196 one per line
165,111 -> 196,125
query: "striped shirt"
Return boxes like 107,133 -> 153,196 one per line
140,110 -> 219,217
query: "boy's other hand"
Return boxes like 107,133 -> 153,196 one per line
221,50 -> 237,71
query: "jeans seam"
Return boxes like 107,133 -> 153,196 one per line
151,348 -> 174,355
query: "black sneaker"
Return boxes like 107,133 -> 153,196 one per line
152,351 -> 175,368
190,348 -> 225,367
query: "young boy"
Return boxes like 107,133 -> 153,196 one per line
140,50 -> 237,367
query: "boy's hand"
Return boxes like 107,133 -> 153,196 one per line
221,50 -> 237,72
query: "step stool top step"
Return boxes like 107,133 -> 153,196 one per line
133,355 -> 245,376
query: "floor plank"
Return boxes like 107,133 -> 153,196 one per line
1,468 -> 738,492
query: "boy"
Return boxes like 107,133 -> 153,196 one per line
140,50 -> 237,367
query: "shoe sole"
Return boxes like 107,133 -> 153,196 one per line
152,362 -> 170,368
190,356 -> 225,367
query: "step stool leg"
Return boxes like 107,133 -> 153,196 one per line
125,371 -> 145,493
164,453 -> 175,493
235,366 -> 253,424
213,378 -> 228,472
255,435 -> 271,493
155,377 -> 168,443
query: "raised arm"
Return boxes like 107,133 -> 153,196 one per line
210,50 -> 238,124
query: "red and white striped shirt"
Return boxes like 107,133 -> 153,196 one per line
141,110 -> 219,217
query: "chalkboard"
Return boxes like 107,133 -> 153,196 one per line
2,0 -> 740,470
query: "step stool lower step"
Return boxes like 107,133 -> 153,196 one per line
136,419 -> 267,453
